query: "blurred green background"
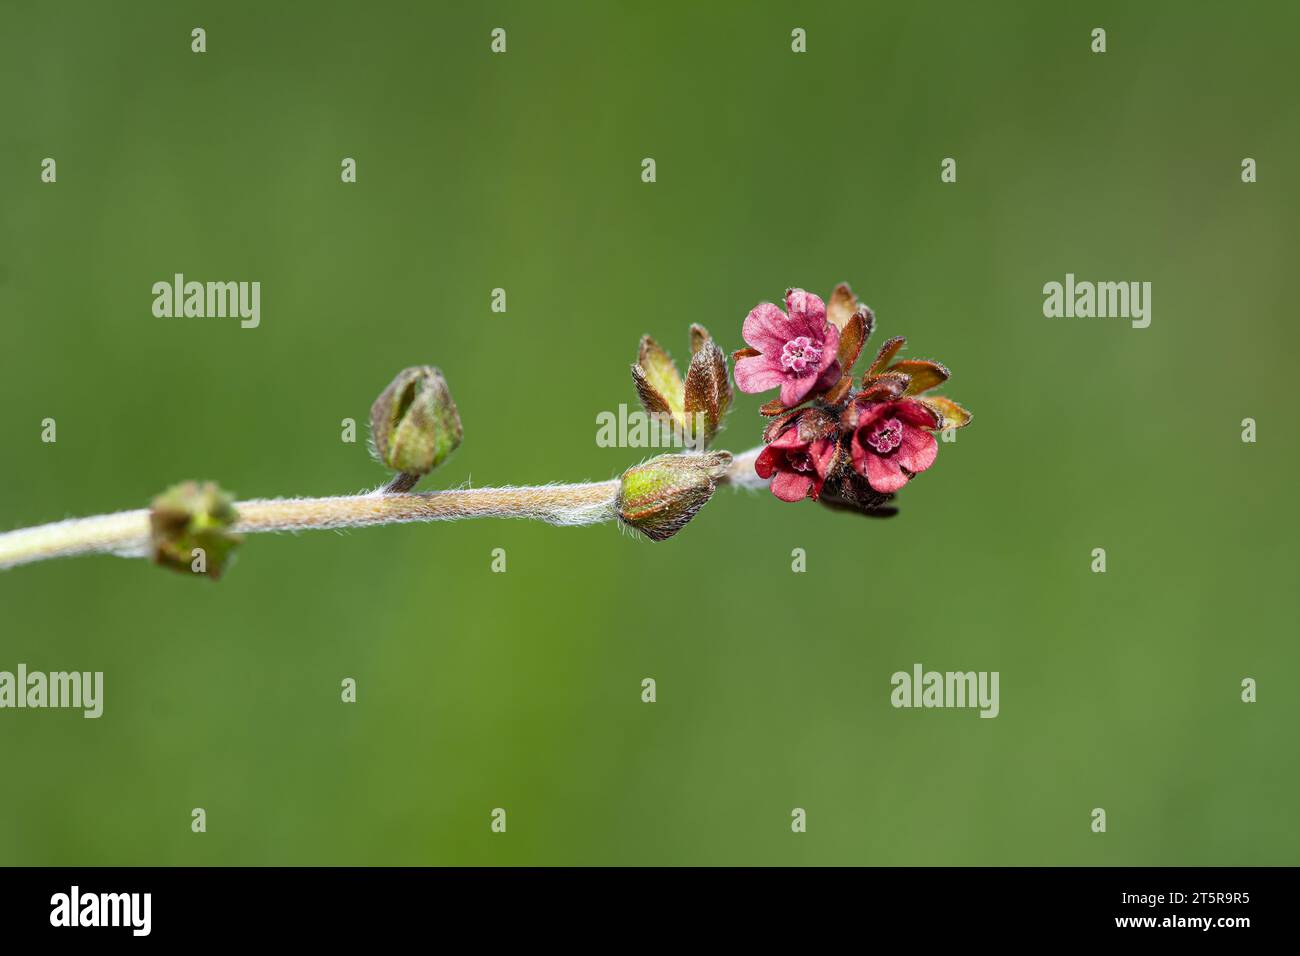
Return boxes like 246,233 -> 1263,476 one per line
1,1 -> 1296,865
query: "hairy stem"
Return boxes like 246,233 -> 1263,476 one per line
381,471 -> 422,494
235,481 -> 622,533
722,446 -> 765,489
0,448 -> 766,572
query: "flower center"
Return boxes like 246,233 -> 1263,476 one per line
866,417 -> 904,454
779,336 -> 821,374
787,450 -> 815,473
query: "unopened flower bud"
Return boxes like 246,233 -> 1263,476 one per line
617,451 -> 732,541
631,325 -> 732,450
370,366 -> 462,477
149,481 -> 241,579
682,326 -> 732,449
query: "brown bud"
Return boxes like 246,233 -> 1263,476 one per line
682,326 -> 732,448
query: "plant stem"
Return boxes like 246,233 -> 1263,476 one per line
723,446 -> 764,489
381,472 -> 422,494
235,481 -> 623,533
0,510 -> 155,568
0,448 -> 767,572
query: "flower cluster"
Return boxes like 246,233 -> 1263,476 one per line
618,282 -> 970,537
734,284 -> 971,514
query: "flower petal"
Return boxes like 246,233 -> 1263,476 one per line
754,445 -> 779,479
809,437 -> 837,478
894,398 -> 946,429
812,356 -> 842,392
864,452 -> 909,493
770,470 -> 815,502
853,401 -> 893,431
768,426 -> 810,451
779,373 -> 819,408
888,359 -> 949,396
785,288 -> 827,333
850,429 -> 871,475
894,426 -> 937,474
742,302 -> 800,353
893,398 -> 943,429
816,323 -> 840,369
734,354 -> 785,394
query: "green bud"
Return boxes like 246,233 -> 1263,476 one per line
149,481 -> 241,580
370,366 -> 462,477
617,451 -> 732,542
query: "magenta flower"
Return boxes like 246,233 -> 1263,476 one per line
754,427 -> 837,502
734,289 -> 841,408
850,399 -> 940,494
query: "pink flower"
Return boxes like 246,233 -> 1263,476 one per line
735,289 -> 841,408
850,399 -> 939,494
754,427 -> 837,502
